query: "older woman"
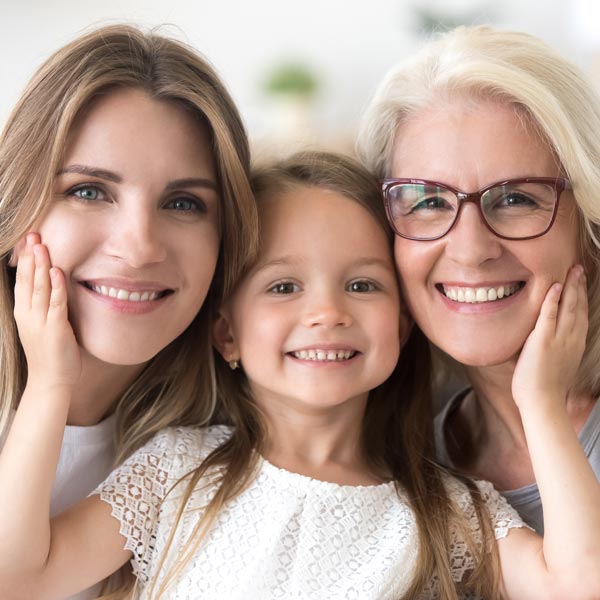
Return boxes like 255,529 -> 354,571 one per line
358,25 -> 600,535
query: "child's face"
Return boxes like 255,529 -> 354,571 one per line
219,185 -> 404,416
22,87 -> 221,367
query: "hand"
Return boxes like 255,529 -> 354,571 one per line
13,233 -> 81,391
512,265 -> 588,412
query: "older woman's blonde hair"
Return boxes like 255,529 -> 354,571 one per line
357,25 -> 600,394
0,24 -> 258,459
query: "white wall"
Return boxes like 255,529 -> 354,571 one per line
1,0 -> 597,147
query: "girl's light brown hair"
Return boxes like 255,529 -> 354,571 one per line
148,151 -> 498,599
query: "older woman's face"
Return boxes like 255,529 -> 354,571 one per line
391,100 -> 581,367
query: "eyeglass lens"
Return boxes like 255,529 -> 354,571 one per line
386,181 -> 557,240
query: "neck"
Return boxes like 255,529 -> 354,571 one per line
66,350 -> 145,426
465,360 -> 528,447
257,393 -> 383,486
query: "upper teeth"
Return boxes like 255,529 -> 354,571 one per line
91,285 -> 159,302
443,284 -> 521,303
292,349 -> 355,361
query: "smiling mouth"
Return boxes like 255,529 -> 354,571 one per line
438,282 -> 525,304
84,283 -> 173,302
289,349 -> 357,362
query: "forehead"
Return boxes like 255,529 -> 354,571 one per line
391,100 -> 561,189
256,185 -> 391,258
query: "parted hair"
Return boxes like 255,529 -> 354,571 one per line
357,24 -> 600,395
0,24 -> 258,465
143,151 -> 499,599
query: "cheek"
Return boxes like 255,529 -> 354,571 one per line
34,211 -> 91,273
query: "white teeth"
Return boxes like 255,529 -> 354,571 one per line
443,283 -> 521,304
292,349 -> 355,361
90,285 -> 161,302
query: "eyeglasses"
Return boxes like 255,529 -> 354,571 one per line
381,177 -> 572,241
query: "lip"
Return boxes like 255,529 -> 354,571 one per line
82,277 -> 175,292
79,281 -> 174,315
435,281 -> 526,313
286,344 -> 361,366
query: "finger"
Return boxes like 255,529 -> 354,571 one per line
555,265 -> 583,337
535,282 -> 562,337
13,234 -> 37,313
31,243 -> 52,318
571,269 -> 589,342
48,267 -> 69,322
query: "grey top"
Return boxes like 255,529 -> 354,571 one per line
434,388 -> 600,534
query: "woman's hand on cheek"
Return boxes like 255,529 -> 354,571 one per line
512,265 -> 588,413
13,233 -> 81,392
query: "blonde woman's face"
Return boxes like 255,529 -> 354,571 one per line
391,100 -> 581,368
28,88 -> 220,366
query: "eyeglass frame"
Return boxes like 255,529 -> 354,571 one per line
380,177 -> 572,241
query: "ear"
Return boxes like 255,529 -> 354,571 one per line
212,307 -> 240,363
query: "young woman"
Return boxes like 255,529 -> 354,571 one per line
0,24 -> 257,599
1,152 -> 598,600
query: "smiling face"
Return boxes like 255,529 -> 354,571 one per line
29,87 -> 220,366
391,100 -> 581,367
218,185 -> 403,416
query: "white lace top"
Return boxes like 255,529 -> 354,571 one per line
95,425 -> 524,599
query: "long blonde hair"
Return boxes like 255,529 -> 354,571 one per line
0,24 -> 258,461
357,24 -> 600,395
149,151 -> 499,599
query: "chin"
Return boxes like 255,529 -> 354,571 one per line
436,342 -> 521,369
78,336 -> 167,367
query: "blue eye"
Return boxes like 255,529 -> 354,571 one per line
165,197 -> 206,212
70,185 -> 104,202
347,280 -> 377,293
269,281 -> 300,294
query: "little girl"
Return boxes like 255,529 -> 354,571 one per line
1,151 -> 599,599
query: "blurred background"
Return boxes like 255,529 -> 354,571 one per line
2,0 -> 600,158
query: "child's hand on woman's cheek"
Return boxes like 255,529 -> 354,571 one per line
13,232 -> 81,391
512,264 -> 588,413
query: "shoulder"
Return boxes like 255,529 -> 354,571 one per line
141,424 -> 233,459
442,473 -> 526,540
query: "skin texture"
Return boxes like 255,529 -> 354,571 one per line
391,100 -> 581,369
215,186 -> 404,482
2,177 -> 600,598
17,88 -> 221,369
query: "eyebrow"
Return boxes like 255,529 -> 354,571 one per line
57,165 -> 121,183
56,165 -> 218,191
253,255 -> 393,274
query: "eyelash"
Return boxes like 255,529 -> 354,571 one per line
163,195 -> 207,214
346,280 -> 379,293
67,184 -> 106,202
64,184 -> 207,214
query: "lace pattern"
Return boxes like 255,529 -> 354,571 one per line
95,426 -> 525,599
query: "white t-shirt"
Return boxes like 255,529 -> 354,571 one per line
95,425 -> 525,599
1,410 -> 116,600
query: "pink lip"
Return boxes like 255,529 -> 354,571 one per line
436,284 -> 525,314
440,280 -> 523,288
82,277 -> 174,292
288,343 -> 358,352
79,282 -> 173,315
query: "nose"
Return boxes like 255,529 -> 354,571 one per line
443,202 -> 502,266
301,288 -> 352,329
106,200 -> 167,267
